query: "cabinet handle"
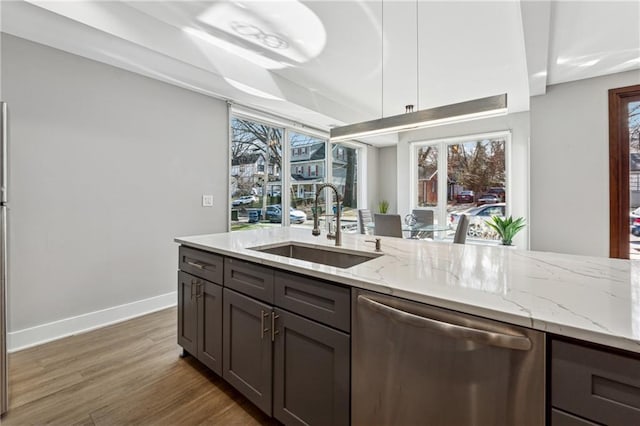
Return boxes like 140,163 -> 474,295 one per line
271,312 -> 280,342
186,260 -> 207,270
260,310 -> 270,339
190,279 -> 196,300
358,295 -> 532,351
196,282 -> 202,298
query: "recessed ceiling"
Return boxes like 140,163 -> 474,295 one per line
1,0 -> 638,146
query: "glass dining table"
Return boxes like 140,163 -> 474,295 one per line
365,222 -> 452,239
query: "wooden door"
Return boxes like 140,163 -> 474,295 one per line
609,84 -> 640,258
272,308 -> 350,426
177,271 -> 198,355
197,280 -> 223,375
223,288 -> 273,415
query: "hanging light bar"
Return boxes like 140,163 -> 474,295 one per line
329,94 -> 508,142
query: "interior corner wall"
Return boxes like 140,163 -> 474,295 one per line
396,112 -> 530,248
2,34 -> 228,342
530,70 -> 640,257
377,146 -> 398,213
365,144 -> 379,213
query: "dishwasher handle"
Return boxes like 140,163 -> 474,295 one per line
358,295 -> 532,351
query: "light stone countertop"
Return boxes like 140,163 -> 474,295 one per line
176,227 -> 640,354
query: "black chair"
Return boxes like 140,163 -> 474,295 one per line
454,214 -> 470,244
374,214 -> 403,238
358,209 -> 373,235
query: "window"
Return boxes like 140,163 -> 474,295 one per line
230,110 -> 365,232
332,143 -> 359,221
230,116 -> 282,230
412,132 -> 509,242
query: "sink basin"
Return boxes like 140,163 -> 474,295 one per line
249,242 -> 382,269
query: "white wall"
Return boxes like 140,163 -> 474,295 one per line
396,112 -> 530,248
365,144 -> 379,212
530,70 -> 640,257
2,35 -> 228,347
377,146 -> 398,213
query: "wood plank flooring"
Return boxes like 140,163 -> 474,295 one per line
1,308 -> 277,425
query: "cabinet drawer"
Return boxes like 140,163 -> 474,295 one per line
274,271 -> 350,332
224,257 -> 274,304
551,409 -> 599,426
552,339 -> 640,425
179,246 -> 223,284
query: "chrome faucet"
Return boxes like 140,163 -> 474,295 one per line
312,183 -> 342,246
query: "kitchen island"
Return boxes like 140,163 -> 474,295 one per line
177,227 -> 639,353
176,228 -> 640,425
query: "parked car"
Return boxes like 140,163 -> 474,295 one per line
477,193 -> 501,206
456,190 -> 475,203
631,217 -> 640,236
487,187 -> 506,201
266,205 -> 307,224
450,203 -> 505,238
231,195 -> 257,206
630,207 -> 640,225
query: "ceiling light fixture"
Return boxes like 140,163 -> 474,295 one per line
330,0 -> 508,142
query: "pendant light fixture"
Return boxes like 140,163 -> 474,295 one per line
329,1 -> 508,142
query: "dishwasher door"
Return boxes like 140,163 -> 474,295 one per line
352,288 -> 545,426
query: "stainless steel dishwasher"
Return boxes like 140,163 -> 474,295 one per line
352,288 -> 545,426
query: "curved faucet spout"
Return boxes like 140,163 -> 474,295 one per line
312,183 -> 342,246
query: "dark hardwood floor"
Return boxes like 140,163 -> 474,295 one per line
2,307 -> 277,425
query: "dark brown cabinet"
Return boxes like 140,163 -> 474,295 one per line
177,245 -> 224,376
273,308 -> 350,426
178,247 -> 351,425
223,288 -> 274,415
177,271 -> 198,355
196,280 -> 223,374
551,339 -> 640,425
178,271 -> 223,375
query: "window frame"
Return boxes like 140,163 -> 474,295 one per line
410,130 -> 512,235
228,108 -> 367,231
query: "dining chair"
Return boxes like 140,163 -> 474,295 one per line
453,214 -> 470,244
412,209 -> 434,239
374,214 -> 403,238
358,209 -> 373,235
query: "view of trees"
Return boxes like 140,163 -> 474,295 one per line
417,139 -> 505,203
447,139 -> 505,196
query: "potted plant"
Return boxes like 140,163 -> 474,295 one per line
485,216 -> 526,246
378,200 -> 390,214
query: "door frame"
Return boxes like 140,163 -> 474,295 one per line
609,84 -> 640,259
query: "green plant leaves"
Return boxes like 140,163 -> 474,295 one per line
484,215 -> 526,245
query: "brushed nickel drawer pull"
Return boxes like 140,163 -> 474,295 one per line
271,312 -> 280,342
186,260 -> 207,270
260,310 -> 270,339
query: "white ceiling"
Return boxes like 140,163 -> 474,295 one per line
1,1 -> 639,146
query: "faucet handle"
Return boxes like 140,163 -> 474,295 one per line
365,238 -> 382,252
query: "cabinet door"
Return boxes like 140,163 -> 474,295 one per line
273,309 -> 350,426
223,288 -> 273,415
177,271 -> 198,355
197,280 -> 223,376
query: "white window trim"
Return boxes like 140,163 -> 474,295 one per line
329,140 -> 367,211
410,130 -> 512,229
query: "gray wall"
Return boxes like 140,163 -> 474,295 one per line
530,70 -> 640,257
2,35 -> 228,331
377,146 -> 398,213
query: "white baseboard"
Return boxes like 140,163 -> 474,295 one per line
7,291 -> 177,352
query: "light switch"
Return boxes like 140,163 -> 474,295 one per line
202,195 -> 214,207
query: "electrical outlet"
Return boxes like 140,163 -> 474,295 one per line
202,195 -> 214,207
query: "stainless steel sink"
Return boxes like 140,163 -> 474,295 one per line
250,242 -> 382,269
